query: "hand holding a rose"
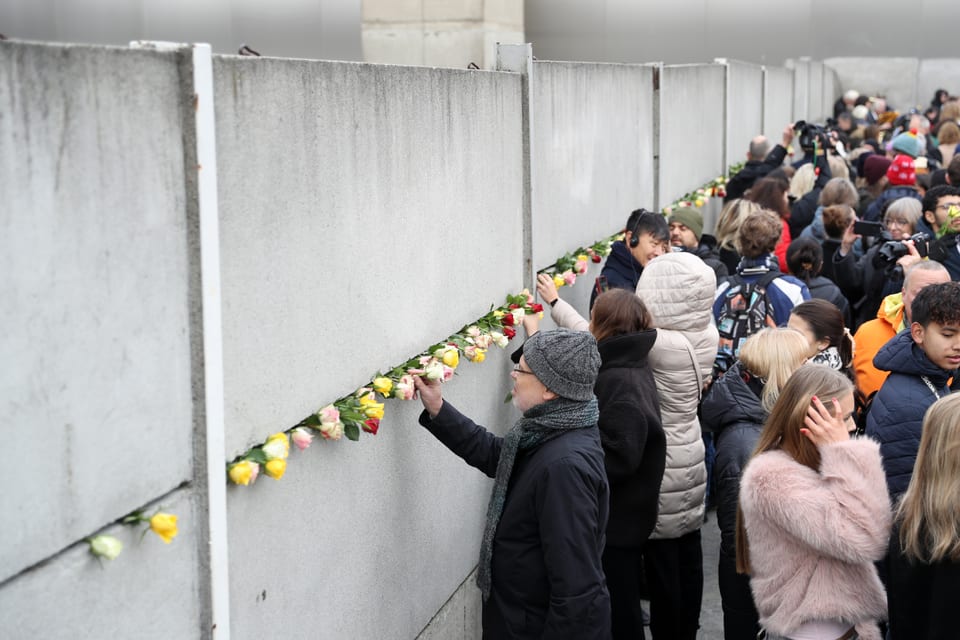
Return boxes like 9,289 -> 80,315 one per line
414,375 -> 444,419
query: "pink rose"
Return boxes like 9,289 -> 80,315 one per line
291,427 -> 313,451
442,365 -> 455,381
563,270 -> 576,286
474,334 -> 493,349
393,374 -> 416,400
575,259 -> 588,274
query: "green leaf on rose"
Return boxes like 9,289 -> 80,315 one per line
344,423 -> 360,441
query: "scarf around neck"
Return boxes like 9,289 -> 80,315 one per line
476,395 -> 599,600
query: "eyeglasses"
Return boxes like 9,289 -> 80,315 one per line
512,364 -> 535,376
885,217 -> 910,226
936,203 -> 960,211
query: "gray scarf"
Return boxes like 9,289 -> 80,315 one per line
476,395 -> 599,600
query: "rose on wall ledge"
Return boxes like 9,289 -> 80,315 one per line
87,508 -> 179,562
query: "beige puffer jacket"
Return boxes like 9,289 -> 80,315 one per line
636,252 -> 719,539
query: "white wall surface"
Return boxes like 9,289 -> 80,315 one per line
658,64 -> 726,208
0,42 -> 196,584
763,66 -> 794,143
808,60 -> 825,122
723,60 -> 764,170
822,57 -> 920,113
530,60 -> 656,270
917,60 -> 960,110
213,57 -> 524,458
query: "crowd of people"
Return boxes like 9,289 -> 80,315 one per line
411,89 -> 960,640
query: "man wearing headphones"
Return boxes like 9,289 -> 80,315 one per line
589,208 -> 669,310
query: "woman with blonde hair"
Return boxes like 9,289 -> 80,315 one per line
936,120 -> 960,167
886,392 -> 960,639
736,365 -> 891,640
716,198 -> 762,274
700,328 -> 811,639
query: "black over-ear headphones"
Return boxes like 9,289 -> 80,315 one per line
628,209 -> 651,248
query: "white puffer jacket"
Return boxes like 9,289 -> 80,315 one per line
636,252 -> 719,539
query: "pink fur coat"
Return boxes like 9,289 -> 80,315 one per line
739,439 -> 892,640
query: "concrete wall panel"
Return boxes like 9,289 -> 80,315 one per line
918,59 -> 960,111
724,60 -> 764,170
763,66 -> 794,143
0,489 -> 202,639
790,58 -> 810,123
531,61 -> 656,269
227,349 -> 516,640
0,42 -> 195,582
823,57 -> 920,113
213,58 -> 524,458
659,64 -> 725,208
808,61 -> 824,122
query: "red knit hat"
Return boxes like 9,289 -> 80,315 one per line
887,154 -> 916,186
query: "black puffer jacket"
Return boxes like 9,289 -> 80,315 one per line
596,330 -> 666,548
699,361 -> 766,559
590,240 -> 643,309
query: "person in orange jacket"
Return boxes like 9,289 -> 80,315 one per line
853,261 -> 950,397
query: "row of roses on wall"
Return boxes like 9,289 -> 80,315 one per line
225,168 -> 737,487
85,168 -> 736,562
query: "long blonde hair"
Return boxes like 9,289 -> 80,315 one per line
737,328 -> 811,413
735,365 -> 853,574
896,393 -> 960,563
716,199 -> 761,251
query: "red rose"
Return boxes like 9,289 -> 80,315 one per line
509,303 -> 520,310
502,313 -> 515,327
591,254 -> 602,263
531,303 -> 544,313
363,418 -> 380,435
503,326 -> 517,340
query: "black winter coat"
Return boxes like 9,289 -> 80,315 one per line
699,361 -> 766,560
419,402 -> 612,640
723,144 -> 788,202
886,523 -> 960,640
692,235 -> 729,281
833,243 -> 902,329
596,330 -> 666,548
865,331 -> 953,499
863,186 -> 922,222
590,241 -> 643,309
806,275 -> 852,327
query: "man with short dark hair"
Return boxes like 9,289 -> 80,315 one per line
923,185 -> 960,279
590,208 -> 669,309
724,125 -> 794,202
867,282 -> 960,500
414,329 -> 611,639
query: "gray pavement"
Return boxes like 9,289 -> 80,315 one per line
699,509 -> 723,640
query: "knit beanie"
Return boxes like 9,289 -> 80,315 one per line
668,207 -> 704,240
522,329 -> 600,401
891,132 -> 922,159
864,154 -> 892,185
887,154 -> 916,186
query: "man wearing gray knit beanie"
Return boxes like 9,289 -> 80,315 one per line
415,329 -> 611,639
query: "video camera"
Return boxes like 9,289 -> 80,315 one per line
794,120 -> 831,154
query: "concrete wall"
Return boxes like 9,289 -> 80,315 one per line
808,60 -> 825,123
0,41 -> 208,635
763,66 -> 794,143
0,0 -> 362,61
824,57 -> 960,113
213,57 -> 523,638
723,59 -> 764,171
362,0 -> 525,69
659,63 -> 726,208
530,60 -> 656,270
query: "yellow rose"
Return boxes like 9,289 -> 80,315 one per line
265,458 -> 287,480
553,274 -> 565,288
358,394 -> 386,419
229,460 -> 255,485
472,348 -> 486,363
577,254 -> 588,262
492,309 -> 505,318
149,513 -> 178,544
441,349 -> 459,368
695,198 -> 705,207
262,432 -> 289,460
372,377 -> 393,397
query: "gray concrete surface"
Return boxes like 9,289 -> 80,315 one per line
724,60 -> 764,172
763,66 -> 795,146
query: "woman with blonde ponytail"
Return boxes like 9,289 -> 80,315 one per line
886,393 -> 960,639
736,365 -> 891,640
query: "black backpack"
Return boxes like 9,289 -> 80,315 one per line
714,270 -> 780,374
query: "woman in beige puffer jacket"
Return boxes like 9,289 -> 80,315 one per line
635,251 -> 718,640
